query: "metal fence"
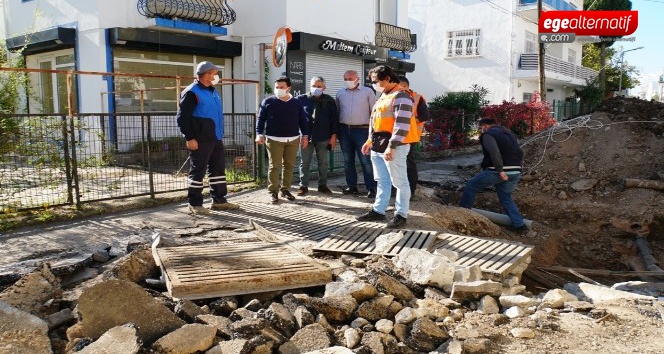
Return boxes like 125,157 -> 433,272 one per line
0,112 -> 257,211
551,99 -> 595,121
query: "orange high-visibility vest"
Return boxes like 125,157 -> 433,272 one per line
371,89 -> 420,144
405,89 -> 425,137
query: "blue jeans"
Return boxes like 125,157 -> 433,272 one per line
339,125 -> 376,192
299,140 -> 329,187
459,170 -> 525,228
371,144 -> 410,218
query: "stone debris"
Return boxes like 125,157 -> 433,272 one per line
77,324 -> 142,354
0,300 -> 51,354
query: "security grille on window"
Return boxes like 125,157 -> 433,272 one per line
525,31 -> 537,54
447,29 -> 481,58
523,92 -> 533,103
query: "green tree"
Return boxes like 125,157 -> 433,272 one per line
0,43 -> 28,155
581,44 -> 640,93
583,0 -> 633,95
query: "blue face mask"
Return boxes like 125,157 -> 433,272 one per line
310,87 -> 323,96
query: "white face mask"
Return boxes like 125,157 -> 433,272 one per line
211,74 -> 220,85
310,87 -> 323,96
275,88 -> 289,98
372,83 -> 384,93
344,80 -> 357,89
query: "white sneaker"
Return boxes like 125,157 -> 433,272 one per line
188,204 -> 210,215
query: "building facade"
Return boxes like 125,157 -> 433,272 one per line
407,0 -> 597,104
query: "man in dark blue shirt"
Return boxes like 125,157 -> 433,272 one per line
256,77 -> 310,204
177,61 -> 239,214
295,76 -> 339,195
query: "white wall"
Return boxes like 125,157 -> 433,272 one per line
408,0 -> 514,103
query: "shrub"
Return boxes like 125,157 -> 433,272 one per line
481,93 -> 555,138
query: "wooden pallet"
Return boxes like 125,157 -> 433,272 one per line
155,241 -> 332,299
208,203 -> 355,241
313,222 -> 438,257
433,233 -> 533,277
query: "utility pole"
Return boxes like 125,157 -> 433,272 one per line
537,0 -> 546,102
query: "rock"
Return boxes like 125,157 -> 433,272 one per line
196,314 -> 232,339
266,302 -> 296,337
350,317 -> 370,328
569,282 -> 655,303
578,162 -> 587,172
310,295 -> 357,323
303,347 -> 354,354
243,299 -> 263,311
499,294 -> 539,308
175,299 -> 205,322
66,322 -> 85,341
248,335 -> 275,354
210,296 -> 239,315
541,289 -> 578,309
229,307 -> 257,321
0,300 -> 51,354
366,271 -> 416,302
102,247 -> 157,283
60,267 -> 99,287
360,331 -> 397,354
453,265 -> 483,283
462,338 -> 493,353
405,317 -> 449,352
152,323 -> 217,354
229,318 -> 269,338
438,339 -> 463,354
375,319 -> 393,334
282,293 -> 311,314
294,306 -> 315,329
278,324 -> 331,354
563,300 -> 595,312
394,307 -> 417,324
504,306 -> 525,318
374,231 -> 405,254
207,339 -> 249,354
557,191 -> 568,200
344,327 -> 361,348
570,179 -> 597,191
324,282 -> 378,303
355,295 -> 394,322
478,295 -> 500,314
432,248 -> 459,262
612,281 -> 664,297
349,259 -> 366,268
451,281 -> 503,300
336,270 -> 360,283
46,308 -> 74,330
510,327 -> 536,338
393,323 -> 408,342
0,263 -> 61,316
78,324 -> 142,354
423,287 -> 450,302
415,298 -> 450,320
394,249 -> 456,288
77,280 -> 185,344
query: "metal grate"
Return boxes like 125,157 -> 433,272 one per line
208,203 -> 355,241
155,241 -> 332,299
313,222 -> 438,257
433,233 -> 533,277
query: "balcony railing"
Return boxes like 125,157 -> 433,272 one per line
519,53 -> 597,81
137,0 -> 236,26
518,0 -> 578,11
375,22 -> 417,53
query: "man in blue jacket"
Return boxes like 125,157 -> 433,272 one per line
177,61 -> 239,214
256,76 -> 310,204
295,76 -> 339,196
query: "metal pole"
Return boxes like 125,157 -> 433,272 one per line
618,51 -> 624,95
537,0 -> 546,102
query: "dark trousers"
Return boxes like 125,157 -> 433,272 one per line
187,140 -> 227,206
406,142 -> 418,193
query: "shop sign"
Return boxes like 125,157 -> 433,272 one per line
319,39 -> 377,57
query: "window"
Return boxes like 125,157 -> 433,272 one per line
568,48 -> 576,64
525,31 -> 537,54
27,50 -> 78,114
523,92 -> 533,103
447,29 -> 481,58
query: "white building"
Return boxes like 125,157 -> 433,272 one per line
2,0 -> 415,116
407,0 -> 597,105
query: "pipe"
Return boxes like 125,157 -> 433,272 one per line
471,208 -> 533,229
624,178 -> 664,191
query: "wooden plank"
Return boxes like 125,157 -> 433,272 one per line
155,241 -> 332,299
494,247 -> 534,276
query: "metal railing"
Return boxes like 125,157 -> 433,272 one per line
519,53 -> 598,81
518,0 -> 578,10
137,0 -> 237,25
0,112 -> 256,211
551,99 -> 595,121
375,22 -> 417,53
